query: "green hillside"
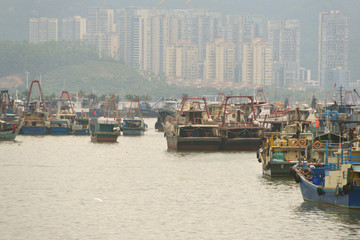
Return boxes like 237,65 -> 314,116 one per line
42,61 -> 162,96
0,41 -> 170,97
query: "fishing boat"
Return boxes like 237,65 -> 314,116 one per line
122,100 -> 147,136
219,96 -> 265,150
0,90 -> 17,119
154,99 -> 178,131
163,97 -> 221,150
155,108 -> 175,131
252,90 -> 288,132
254,103 -> 288,132
48,118 -> 71,135
206,92 -> 225,121
89,98 -> 121,142
139,101 -> 157,117
22,80 -> 48,135
0,118 -> 23,141
293,139 -> 360,209
258,123 -> 313,177
72,117 -> 89,135
49,91 -> 76,135
0,90 -> 23,140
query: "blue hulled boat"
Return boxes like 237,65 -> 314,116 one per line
48,91 -> 78,135
72,118 -> 89,135
293,140 -> 360,209
122,100 -> 147,136
49,118 -> 71,135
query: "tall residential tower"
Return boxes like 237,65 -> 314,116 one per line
318,10 -> 349,87
268,19 -> 300,87
29,18 -> 58,43
62,16 -> 87,41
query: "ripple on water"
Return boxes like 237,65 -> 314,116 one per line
1,119 -> 360,239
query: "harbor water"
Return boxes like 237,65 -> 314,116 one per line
1,118 -> 360,239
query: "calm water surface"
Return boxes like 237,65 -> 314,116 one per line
1,118 -> 360,239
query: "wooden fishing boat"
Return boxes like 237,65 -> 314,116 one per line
219,96 -> 265,150
90,98 -> 121,142
154,99 -> 178,131
0,119 -> 22,141
155,108 -> 175,132
90,117 -> 120,142
258,123 -> 313,177
163,97 -> 221,150
122,100 -> 147,136
49,91 -> 76,135
293,139 -> 360,209
0,90 -> 23,140
22,80 -> 48,135
72,118 -> 89,135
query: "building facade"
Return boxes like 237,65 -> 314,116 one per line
165,40 -> 199,81
62,16 -> 87,41
318,10 -> 349,87
29,18 -> 58,43
268,19 -> 300,87
83,7 -> 117,58
204,39 -> 235,83
242,38 -> 272,86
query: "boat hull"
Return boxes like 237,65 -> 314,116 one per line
122,128 -> 143,136
91,133 -> 118,143
0,131 -> 17,141
221,137 -> 262,151
72,129 -> 89,135
263,161 -> 297,177
155,122 -> 164,132
297,170 -> 360,208
166,135 -> 221,150
49,127 -> 71,135
22,126 -> 47,135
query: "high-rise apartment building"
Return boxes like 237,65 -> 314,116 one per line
135,9 -> 169,74
29,18 -> 58,43
223,15 -> 264,63
87,7 -> 115,34
204,39 -> 235,83
165,40 -> 199,81
242,38 -> 272,86
116,8 -> 139,65
84,7 -> 117,58
184,10 -> 222,62
62,16 -> 87,41
114,8 -> 222,75
318,10 -> 349,87
268,19 -> 300,87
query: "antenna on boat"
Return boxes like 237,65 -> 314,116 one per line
339,85 -> 344,105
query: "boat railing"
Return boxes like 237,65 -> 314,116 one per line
313,140 -> 342,149
222,121 -> 261,128
256,112 -> 287,119
322,141 -> 360,170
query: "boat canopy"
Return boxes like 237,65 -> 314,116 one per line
352,165 -> 360,172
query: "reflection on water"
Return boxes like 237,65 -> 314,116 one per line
297,201 -> 360,222
1,118 -> 360,239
